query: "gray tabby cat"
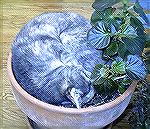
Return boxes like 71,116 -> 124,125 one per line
12,12 -> 105,108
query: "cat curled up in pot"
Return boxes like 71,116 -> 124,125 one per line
12,12 -> 105,108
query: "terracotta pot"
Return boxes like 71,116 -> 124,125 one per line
7,53 -> 137,129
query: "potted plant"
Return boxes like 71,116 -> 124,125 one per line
7,0 -> 149,129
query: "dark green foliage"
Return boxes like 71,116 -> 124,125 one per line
88,0 -> 148,58
91,7 -> 116,26
104,42 -> 118,57
127,47 -> 150,127
117,42 -> 128,58
111,60 -> 126,74
88,0 -> 148,95
122,36 -> 145,55
130,16 -> 145,35
128,81 -> 150,129
88,0 -> 149,128
91,64 -> 109,85
91,55 -> 146,95
91,61 -> 125,95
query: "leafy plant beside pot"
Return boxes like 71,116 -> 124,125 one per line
87,0 -> 149,102
128,80 -> 150,129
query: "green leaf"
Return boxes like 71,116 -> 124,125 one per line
125,55 -> 147,80
111,60 -> 126,74
87,21 -> 111,49
91,7 -> 115,25
92,0 -> 121,11
118,85 -> 126,94
133,0 -> 149,24
91,7 -> 123,31
122,77 -> 132,85
120,24 -> 138,38
122,0 -> 129,5
113,17 -> 123,31
104,42 -> 118,57
130,16 -> 144,29
145,41 -> 150,48
91,10 -> 102,25
122,36 -> 145,55
95,78 -> 119,95
91,64 -> 110,85
118,42 -> 127,58
130,16 -> 145,35
103,79 -> 119,95
120,24 -> 145,55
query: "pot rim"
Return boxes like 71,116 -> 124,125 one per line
7,52 -> 137,114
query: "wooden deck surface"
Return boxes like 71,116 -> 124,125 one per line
0,0 -> 149,129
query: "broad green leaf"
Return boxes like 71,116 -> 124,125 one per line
118,77 -> 132,93
91,64 -> 103,79
91,10 -> 103,25
122,36 -> 145,55
120,24 -> 145,55
95,78 -> 119,95
91,7 -> 123,31
120,24 -> 138,38
92,0 -> 121,11
130,16 -> 145,35
111,60 -> 126,74
130,16 -> 144,30
104,42 -> 118,57
133,0 -> 149,24
87,21 -> 111,49
91,7 -> 115,25
125,55 -> 147,80
145,33 -> 150,47
91,64 -> 110,85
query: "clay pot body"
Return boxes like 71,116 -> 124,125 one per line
7,53 -> 137,129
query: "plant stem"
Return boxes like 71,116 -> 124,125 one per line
113,75 -> 126,81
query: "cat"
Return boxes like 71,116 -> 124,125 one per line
12,12 -> 106,108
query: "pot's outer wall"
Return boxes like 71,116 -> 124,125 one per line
7,54 -> 137,129
12,85 -> 132,128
